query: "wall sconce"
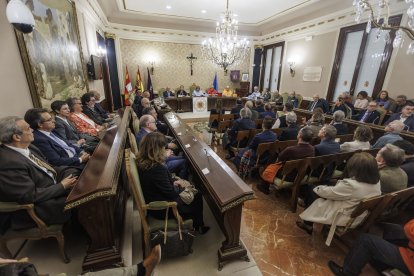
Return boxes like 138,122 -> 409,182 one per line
149,61 -> 155,75
287,59 -> 296,77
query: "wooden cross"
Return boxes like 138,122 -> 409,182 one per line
186,53 -> 197,76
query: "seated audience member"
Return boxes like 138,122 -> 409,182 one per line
330,110 -> 348,135
142,107 -> 169,135
209,101 -> 225,128
393,140 -> 414,186
376,144 -> 407,193
278,102 -> 294,128
258,126 -> 315,194
354,90 -> 369,109
307,112 -> 325,139
327,219 -> 414,276
245,101 -> 259,120
51,101 -> 98,153
389,94 -> 414,114
260,103 -> 276,119
296,152 -> 381,234
372,120 -> 404,149
132,90 -> 143,114
231,99 -> 243,118
25,108 -> 90,168
384,103 -> 414,131
163,87 -> 175,98
137,132 -> 209,234
308,94 -> 329,113
176,85 -> 188,97
261,88 -> 271,101
136,115 -> 188,179
67,97 -> 105,137
0,245 -> 162,276
192,86 -> 207,97
329,96 -> 348,117
247,86 -> 261,100
253,99 -> 265,113
271,90 -> 284,105
353,101 -> 381,124
91,90 -> 115,120
225,108 -> 256,159
207,86 -> 218,96
137,98 -> 151,118
342,92 -> 354,110
233,116 -> 278,169
287,91 -> 299,108
278,112 -> 300,141
340,125 -> 373,152
375,90 -> 391,110
222,85 -> 235,97
81,92 -> 106,125
315,125 -> 340,156
0,116 -> 78,230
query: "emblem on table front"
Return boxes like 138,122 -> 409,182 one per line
193,97 -> 208,112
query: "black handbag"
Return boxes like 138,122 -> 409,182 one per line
150,206 -> 195,258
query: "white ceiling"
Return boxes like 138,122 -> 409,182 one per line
123,0 -> 318,25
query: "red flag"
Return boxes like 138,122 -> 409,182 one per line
124,66 -> 132,106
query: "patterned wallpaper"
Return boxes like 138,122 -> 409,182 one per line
119,39 -> 251,93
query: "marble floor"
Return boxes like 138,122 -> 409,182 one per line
184,117 -> 380,276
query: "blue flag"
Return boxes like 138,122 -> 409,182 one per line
213,72 -> 218,91
146,67 -> 154,100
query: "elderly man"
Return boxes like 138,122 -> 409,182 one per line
260,103 -> 276,119
279,112 -> 300,141
142,106 -> 169,135
315,125 -> 340,156
308,94 -> 329,113
136,97 -> 151,118
0,116 -> 78,231
394,140 -> 414,186
331,110 -> 348,135
376,144 -> 407,193
25,108 -> 90,168
247,86 -> 261,100
163,87 -> 175,98
353,101 -> 381,124
136,115 -> 188,179
192,86 -> 207,97
271,91 -> 283,105
222,85 -> 235,97
372,120 -> 405,149
245,101 -> 259,120
81,92 -> 106,125
91,90 -> 115,120
389,95 -> 414,114
176,85 -> 188,97
385,103 -> 414,131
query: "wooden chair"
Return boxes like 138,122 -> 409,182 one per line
331,151 -> 360,179
131,112 -> 140,135
255,119 -> 263,129
335,134 -> 354,143
127,128 -> 139,156
303,154 -> 338,184
229,130 -> 251,155
124,149 -> 193,256
281,92 -> 289,104
272,159 -> 308,211
266,140 -> 299,163
213,120 -> 233,145
379,187 -> 414,221
0,202 -> 69,263
376,107 -> 387,125
271,128 -> 283,136
222,114 -> 235,121
325,193 -> 394,246
296,94 -> 303,108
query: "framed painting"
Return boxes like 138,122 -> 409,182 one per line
241,73 -> 249,82
13,0 -> 88,108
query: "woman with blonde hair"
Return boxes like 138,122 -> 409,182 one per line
137,132 -> 209,234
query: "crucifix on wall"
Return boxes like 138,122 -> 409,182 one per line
186,53 -> 197,76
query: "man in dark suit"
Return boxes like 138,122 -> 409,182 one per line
315,125 -> 340,156
176,85 -> 188,97
253,99 -> 265,113
0,116 -> 77,231
384,104 -> 414,131
231,99 -> 243,118
91,90 -> 116,120
279,102 -> 294,128
393,140 -> 414,186
81,92 -> 106,125
163,87 -> 175,98
279,112 -> 300,141
142,106 -> 169,135
24,108 -> 90,168
353,101 -> 381,124
331,110 -> 349,135
51,100 -> 98,153
259,103 -> 276,118
389,95 -> 414,113
307,94 -> 329,113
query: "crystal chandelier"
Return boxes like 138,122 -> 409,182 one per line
353,0 -> 414,54
201,0 -> 250,71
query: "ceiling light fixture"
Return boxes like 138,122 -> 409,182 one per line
201,0 -> 249,72
353,0 -> 414,54
201,10 -> 207,14
166,5 -> 172,9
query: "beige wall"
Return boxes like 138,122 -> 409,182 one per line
0,0 -> 33,117
119,39 -> 250,93
279,31 -> 338,99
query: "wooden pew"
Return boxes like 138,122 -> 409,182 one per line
163,112 -> 255,270
65,107 -> 132,272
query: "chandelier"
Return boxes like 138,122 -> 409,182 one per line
201,0 -> 250,71
353,0 -> 414,54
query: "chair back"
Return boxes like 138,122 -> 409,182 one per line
131,112 -> 140,135
331,151 -> 359,179
281,92 -> 289,104
222,114 -> 235,121
255,142 -> 274,166
255,119 -> 263,129
127,128 -> 139,156
362,148 -> 380,157
218,120 -> 232,133
189,84 -> 197,96
336,134 -> 354,143
267,140 -> 297,162
158,88 -> 166,95
381,187 -> 414,220
296,94 -> 303,108
376,106 -> 387,125
235,130 -> 252,149
124,149 -> 148,230
271,128 -> 283,136
304,154 -> 338,183
208,114 -> 220,124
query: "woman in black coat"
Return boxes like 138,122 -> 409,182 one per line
137,132 -> 209,234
